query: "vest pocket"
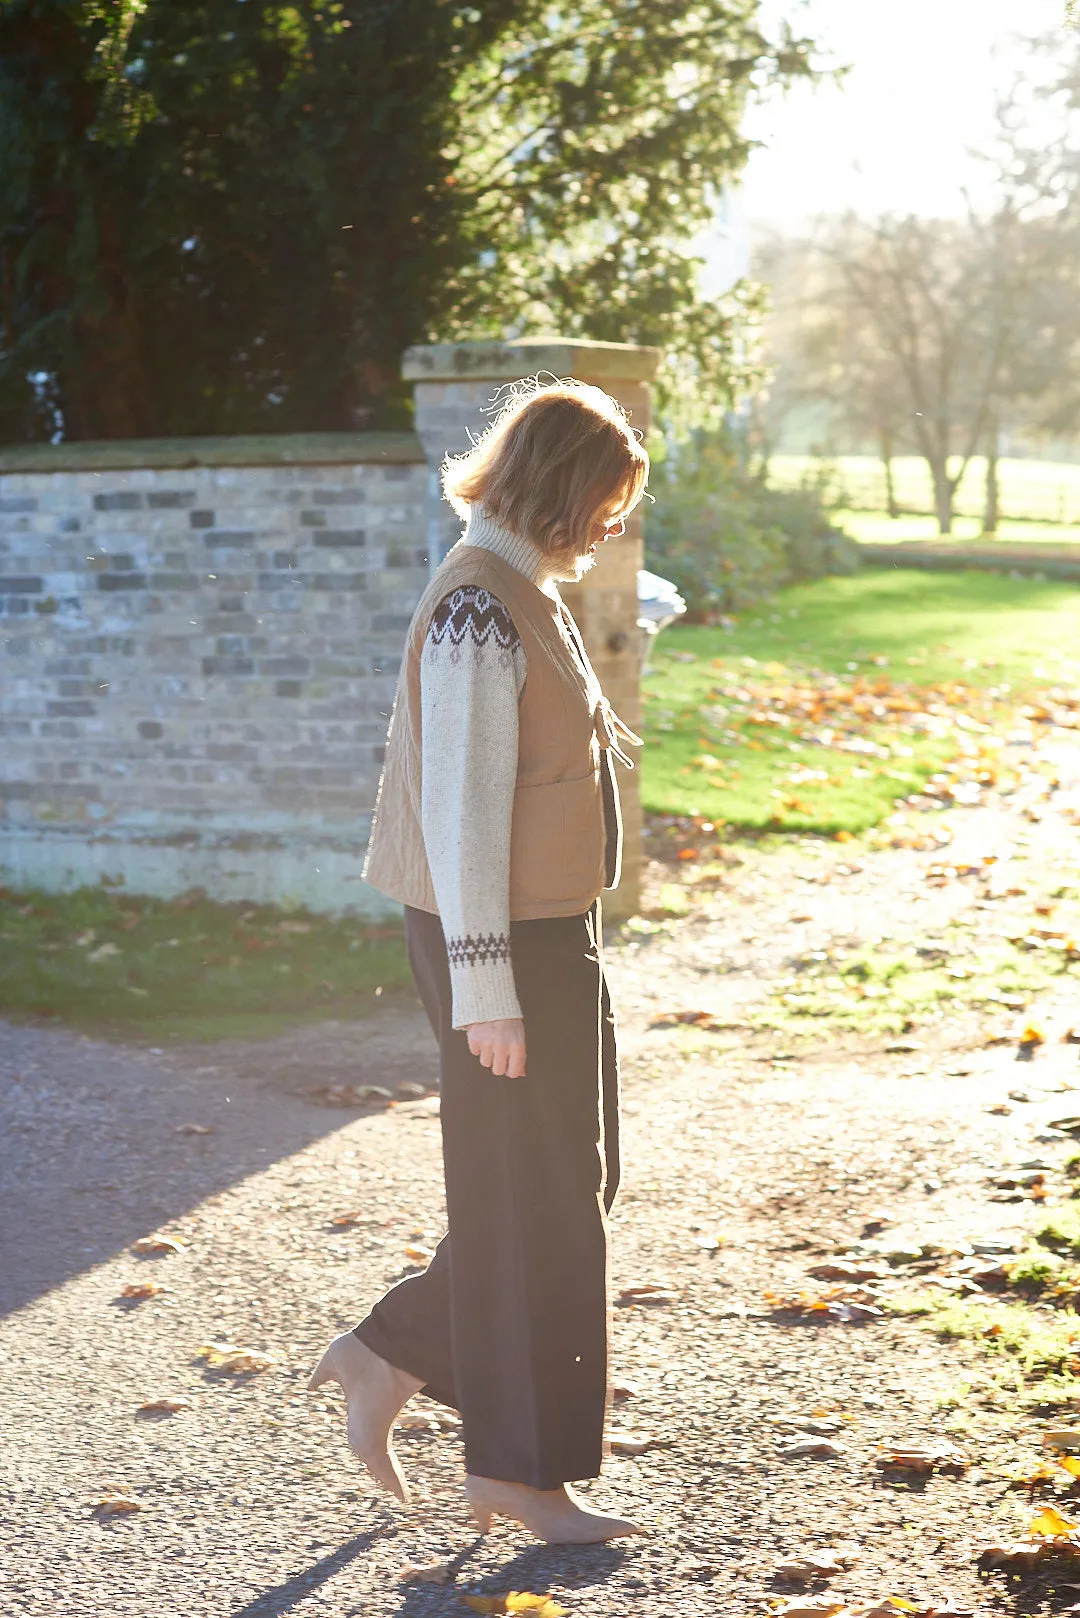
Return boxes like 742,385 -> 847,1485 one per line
510,771 -> 606,907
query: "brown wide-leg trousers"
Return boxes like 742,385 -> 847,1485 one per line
353,903 -> 620,1490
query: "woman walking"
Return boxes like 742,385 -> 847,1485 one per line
310,378 -> 649,1544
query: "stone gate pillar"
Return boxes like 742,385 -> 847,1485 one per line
402,337 -> 661,917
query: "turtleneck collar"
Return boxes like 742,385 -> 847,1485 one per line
460,505 -> 567,590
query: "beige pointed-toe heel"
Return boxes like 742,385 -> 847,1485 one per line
465,1475 -> 645,1544
308,1331 -> 424,1503
468,1496 -> 494,1534
307,1348 -> 336,1392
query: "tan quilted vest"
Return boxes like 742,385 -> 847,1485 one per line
363,544 -> 634,920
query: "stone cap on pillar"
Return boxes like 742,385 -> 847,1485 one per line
402,336 -> 661,385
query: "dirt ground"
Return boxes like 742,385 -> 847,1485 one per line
3,728 -> 1080,1618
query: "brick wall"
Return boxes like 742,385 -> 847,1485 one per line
0,438 -> 426,912
0,340 -> 658,916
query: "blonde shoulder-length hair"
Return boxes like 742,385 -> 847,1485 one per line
442,377 -> 649,564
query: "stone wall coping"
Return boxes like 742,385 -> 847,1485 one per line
0,431 -> 424,475
402,337 -> 662,384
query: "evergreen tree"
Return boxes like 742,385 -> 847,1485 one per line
0,0 -> 814,440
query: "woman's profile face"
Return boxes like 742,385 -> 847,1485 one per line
586,506 -> 628,555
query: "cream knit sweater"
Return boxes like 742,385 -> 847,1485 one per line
419,508 -> 568,1029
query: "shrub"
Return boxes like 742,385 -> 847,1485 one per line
645,426 -> 857,618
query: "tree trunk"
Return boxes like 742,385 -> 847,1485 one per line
880,431 -> 899,518
62,195 -> 154,440
982,418 -> 1000,536
928,458 -> 954,535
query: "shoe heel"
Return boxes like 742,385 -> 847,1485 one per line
466,1481 -> 494,1533
307,1348 -> 335,1392
470,1502 -> 493,1533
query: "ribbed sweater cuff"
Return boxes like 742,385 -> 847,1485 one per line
450,956 -> 523,1030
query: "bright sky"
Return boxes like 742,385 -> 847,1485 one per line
741,0 -> 1071,224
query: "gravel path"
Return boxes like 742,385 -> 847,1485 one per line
3,733 -> 1080,1617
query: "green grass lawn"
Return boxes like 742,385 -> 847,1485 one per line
6,568 -> 1079,1042
835,510 -> 1080,548
754,922 -> 1080,1042
641,568 -> 1080,833
0,886 -> 412,1042
770,452 -> 1080,529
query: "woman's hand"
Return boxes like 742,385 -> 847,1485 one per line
466,1018 -> 527,1078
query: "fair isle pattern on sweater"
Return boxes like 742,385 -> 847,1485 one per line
419,568 -> 528,1030
429,586 -> 522,656
418,507 -> 575,1029
446,931 -> 513,969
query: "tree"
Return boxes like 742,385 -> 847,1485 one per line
979,35 -> 1080,495
0,1 -> 817,441
761,207 -> 1076,535
0,1 -> 518,439
759,30 -> 1080,536
756,227 -> 909,515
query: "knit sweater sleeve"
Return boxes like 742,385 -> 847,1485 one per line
419,585 -> 528,1029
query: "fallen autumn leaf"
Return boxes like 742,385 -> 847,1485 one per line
875,1445 -> 970,1475
1028,1504 -> 1080,1537
775,1546 -> 860,1583
608,1431 -> 669,1455
400,1559 -> 453,1585
305,1083 -> 395,1107
195,1342 -> 278,1374
614,1283 -> 677,1308
93,1494 -> 142,1517
778,1438 -> 848,1460
137,1398 -> 192,1416
130,1236 -> 184,1258
462,1596 -> 571,1616
1044,1430 -> 1080,1451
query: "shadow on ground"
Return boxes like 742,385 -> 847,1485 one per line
390,1541 -> 628,1617
226,1525 -> 397,1617
0,1013 -> 434,1316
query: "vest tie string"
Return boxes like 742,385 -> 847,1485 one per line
594,699 -> 643,770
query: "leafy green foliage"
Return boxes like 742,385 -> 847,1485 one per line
446,3 -> 816,407
0,1 -> 816,440
646,427 -> 855,616
0,0 -> 504,438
